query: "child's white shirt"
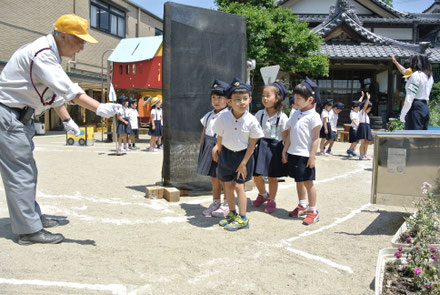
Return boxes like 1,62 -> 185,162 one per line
255,109 -> 289,141
350,110 -> 359,130
329,109 -> 338,131
321,109 -> 330,122
212,110 -> 264,152
151,108 -> 162,123
359,110 -> 370,124
200,108 -> 229,137
128,108 -> 139,129
286,108 -> 322,157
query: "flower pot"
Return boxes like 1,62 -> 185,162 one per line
375,248 -> 397,295
391,221 -> 440,249
376,248 -> 440,295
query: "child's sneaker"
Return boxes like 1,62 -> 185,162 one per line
252,193 -> 269,207
203,200 -> 221,217
264,199 -> 276,213
303,210 -> 319,225
212,201 -> 229,217
352,151 -> 359,157
219,212 -> 236,227
288,204 -> 308,218
326,149 -> 333,155
346,149 -> 353,156
224,215 -> 249,231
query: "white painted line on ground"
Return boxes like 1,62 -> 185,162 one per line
281,203 -> 371,245
37,191 -> 175,213
41,205 -> 187,225
285,247 -> 353,273
0,278 -> 127,295
278,166 -> 369,191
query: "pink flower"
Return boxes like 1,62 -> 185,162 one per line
432,254 -> 438,260
398,246 -> 403,252
394,252 -> 402,259
425,284 -> 431,290
414,267 -> 422,275
429,247 -> 437,253
405,237 -> 411,243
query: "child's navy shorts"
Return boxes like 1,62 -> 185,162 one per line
287,154 -> 315,182
217,147 -> 254,184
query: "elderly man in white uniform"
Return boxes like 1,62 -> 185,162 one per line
0,14 -> 121,245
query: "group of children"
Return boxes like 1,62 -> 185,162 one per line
317,91 -> 373,160
117,96 -> 140,152
196,77 -> 375,231
196,77 -> 325,231
116,95 -> 163,152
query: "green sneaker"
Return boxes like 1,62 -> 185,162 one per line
224,215 -> 249,231
219,212 -> 236,227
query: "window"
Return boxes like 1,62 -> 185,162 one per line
155,28 -> 163,36
90,0 -> 126,38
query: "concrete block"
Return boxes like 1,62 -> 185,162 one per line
145,186 -> 164,199
164,187 -> 180,202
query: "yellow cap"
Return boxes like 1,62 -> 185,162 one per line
151,96 -> 162,107
54,14 -> 98,43
403,67 -> 413,79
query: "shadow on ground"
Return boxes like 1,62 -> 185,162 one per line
335,210 -> 410,236
0,217 -> 96,246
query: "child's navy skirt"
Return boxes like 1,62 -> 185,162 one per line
217,147 -> 254,184
319,122 -> 332,139
117,118 -> 131,135
196,134 -> 218,177
356,123 -> 372,141
148,120 -> 163,136
405,99 -> 429,130
253,138 -> 287,178
349,127 -> 358,143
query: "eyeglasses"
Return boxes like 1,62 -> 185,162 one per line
231,97 -> 249,103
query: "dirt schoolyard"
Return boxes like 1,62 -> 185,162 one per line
0,133 -> 411,294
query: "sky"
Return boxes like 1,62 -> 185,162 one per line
131,0 -> 435,19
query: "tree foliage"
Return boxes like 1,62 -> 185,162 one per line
215,0 -> 329,78
383,0 -> 393,7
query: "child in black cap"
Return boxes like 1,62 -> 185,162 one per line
197,80 -> 230,217
127,98 -> 139,150
212,77 -> 264,231
323,102 -> 344,155
357,92 -> 372,160
282,77 -> 322,225
318,99 -> 333,156
252,80 -> 289,214
346,93 -> 363,157
116,96 -> 131,152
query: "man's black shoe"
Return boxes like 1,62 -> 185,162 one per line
18,229 -> 64,245
41,215 -> 60,228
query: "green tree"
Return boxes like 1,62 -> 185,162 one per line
383,0 -> 393,7
215,0 -> 329,78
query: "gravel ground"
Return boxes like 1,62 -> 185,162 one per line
0,133 -> 410,295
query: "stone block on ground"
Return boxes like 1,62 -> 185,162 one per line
145,186 -> 164,199
164,187 -> 180,202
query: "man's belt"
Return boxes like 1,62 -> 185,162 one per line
0,103 -> 35,124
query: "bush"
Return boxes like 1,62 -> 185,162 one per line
429,105 -> 440,127
388,119 -> 405,131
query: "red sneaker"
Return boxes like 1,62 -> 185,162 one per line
252,194 -> 269,207
288,204 -> 308,218
303,210 -> 319,225
264,199 -> 276,213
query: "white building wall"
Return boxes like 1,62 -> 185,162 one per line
377,70 -> 388,93
373,28 -> 413,40
288,0 -> 373,15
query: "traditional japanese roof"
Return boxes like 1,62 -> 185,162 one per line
320,44 -> 440,62
108,36 -> 162,63
423,0 -> 440,13
297,14 -> 440,24
311,0 -> 427,53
